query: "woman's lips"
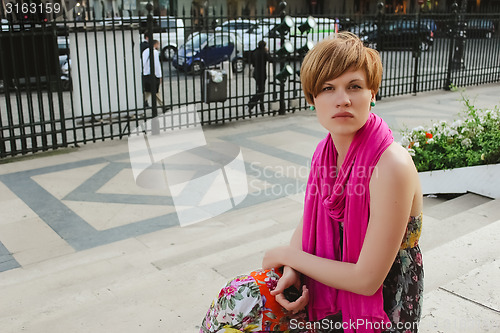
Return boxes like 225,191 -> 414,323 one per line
332,112 -> 353,118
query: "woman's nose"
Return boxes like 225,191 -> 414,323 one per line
334,89 -> 351,107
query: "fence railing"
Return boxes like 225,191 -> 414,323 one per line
1,5 -> 499,158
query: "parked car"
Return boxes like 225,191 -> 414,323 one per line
173,32 -> 245,74
215,19 -> 258,36
351,18 -> 436,37
241,23 -> 282,56
246,16 -> 315,57
111,16 -> 185,61
360,20 -> 434,51
466,19 -> 495,38
59,54 -> 71,90
420,18 -> 438,34
349,20 -> 377,36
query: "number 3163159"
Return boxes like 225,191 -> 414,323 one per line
5,2 -> 62,15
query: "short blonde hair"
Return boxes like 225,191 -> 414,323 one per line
300,32 -> 383,105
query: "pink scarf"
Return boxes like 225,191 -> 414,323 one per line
302,113 -> 393,332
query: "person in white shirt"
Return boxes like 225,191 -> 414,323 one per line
142,39 -> 163,106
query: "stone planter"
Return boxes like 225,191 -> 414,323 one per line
419,164 -> 500,199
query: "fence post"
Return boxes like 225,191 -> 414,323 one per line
445,1 -> 459,90
376,1 -> 384,100
413,5 -> 422,95
454,0 -> 467,70
278,0 -> 287,116
376,1 -> 384,53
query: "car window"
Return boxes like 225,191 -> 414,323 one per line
160,19 -> 177,28
240,23 -> 252,30
186,33 -> 207,50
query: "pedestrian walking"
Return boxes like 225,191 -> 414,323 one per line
142,39 -> 163,107
140,31 -> 150,54
248,40 -> 271,113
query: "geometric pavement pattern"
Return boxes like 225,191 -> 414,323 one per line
0,123 -> 326,272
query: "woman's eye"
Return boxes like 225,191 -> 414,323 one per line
350,85 -> 361,89
322,86 -> 333,91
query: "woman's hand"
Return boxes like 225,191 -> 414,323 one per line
271,266 -> 309,314
275,285 -> 309,314
262,246 -> 289,270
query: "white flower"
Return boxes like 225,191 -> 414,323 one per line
451,120 -> 463,128
400,136 -> 411,147
489,111 -> 500,120
412,126 -> 425,132
414,142 -> 420,148
427,138 -> 435,144
445,129 -> 459,137
407,148 -> 416,156
461,138 -> 472,147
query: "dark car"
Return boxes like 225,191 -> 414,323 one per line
173,32 -> 245,74
349,20 -> 377,36
360,20 -> 434,52
466,19 -> 495,38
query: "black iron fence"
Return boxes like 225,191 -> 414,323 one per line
1,5 -> 499,158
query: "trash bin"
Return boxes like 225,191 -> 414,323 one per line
204,69 -> 227,103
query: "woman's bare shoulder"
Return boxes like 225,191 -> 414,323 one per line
371,142 -> 423,216
379,142 -> 416,171
372,142 -> 418,186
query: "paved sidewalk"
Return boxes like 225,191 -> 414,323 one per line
0,83 -> 499,332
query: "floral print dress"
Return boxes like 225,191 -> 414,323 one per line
382,213 -> 424,332
200,269 -> 307,333
200,214 -> 424,333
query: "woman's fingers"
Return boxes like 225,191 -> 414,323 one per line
274,285 -> 310,314
270,276 -> 289,296
274,293 -> 293,309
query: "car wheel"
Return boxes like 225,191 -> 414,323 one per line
419,41 -> 429,52
232,58 -> 245,73
486,31 -> 492,39
190,61 -> 204,75
162,46 -> 177,61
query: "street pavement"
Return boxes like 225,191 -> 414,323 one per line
0,83 -> 499,332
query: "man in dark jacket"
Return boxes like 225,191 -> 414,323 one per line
140,31 -> 150,54
248,40 -> 271,113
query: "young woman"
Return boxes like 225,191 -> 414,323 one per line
200,32 -> 423,333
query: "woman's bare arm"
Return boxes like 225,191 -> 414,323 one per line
263,144 -> 418,296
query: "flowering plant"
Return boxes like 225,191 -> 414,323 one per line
400,90 -> 500,172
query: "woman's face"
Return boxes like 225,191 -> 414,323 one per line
313,68 -> 375,140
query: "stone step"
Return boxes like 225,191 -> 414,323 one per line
423,192 -> 492,220
420,198 -> 500,252
420,259 -> 500,332
422,218 -> 500,293
0,195 -> 302,290
422,194 -> 449,210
